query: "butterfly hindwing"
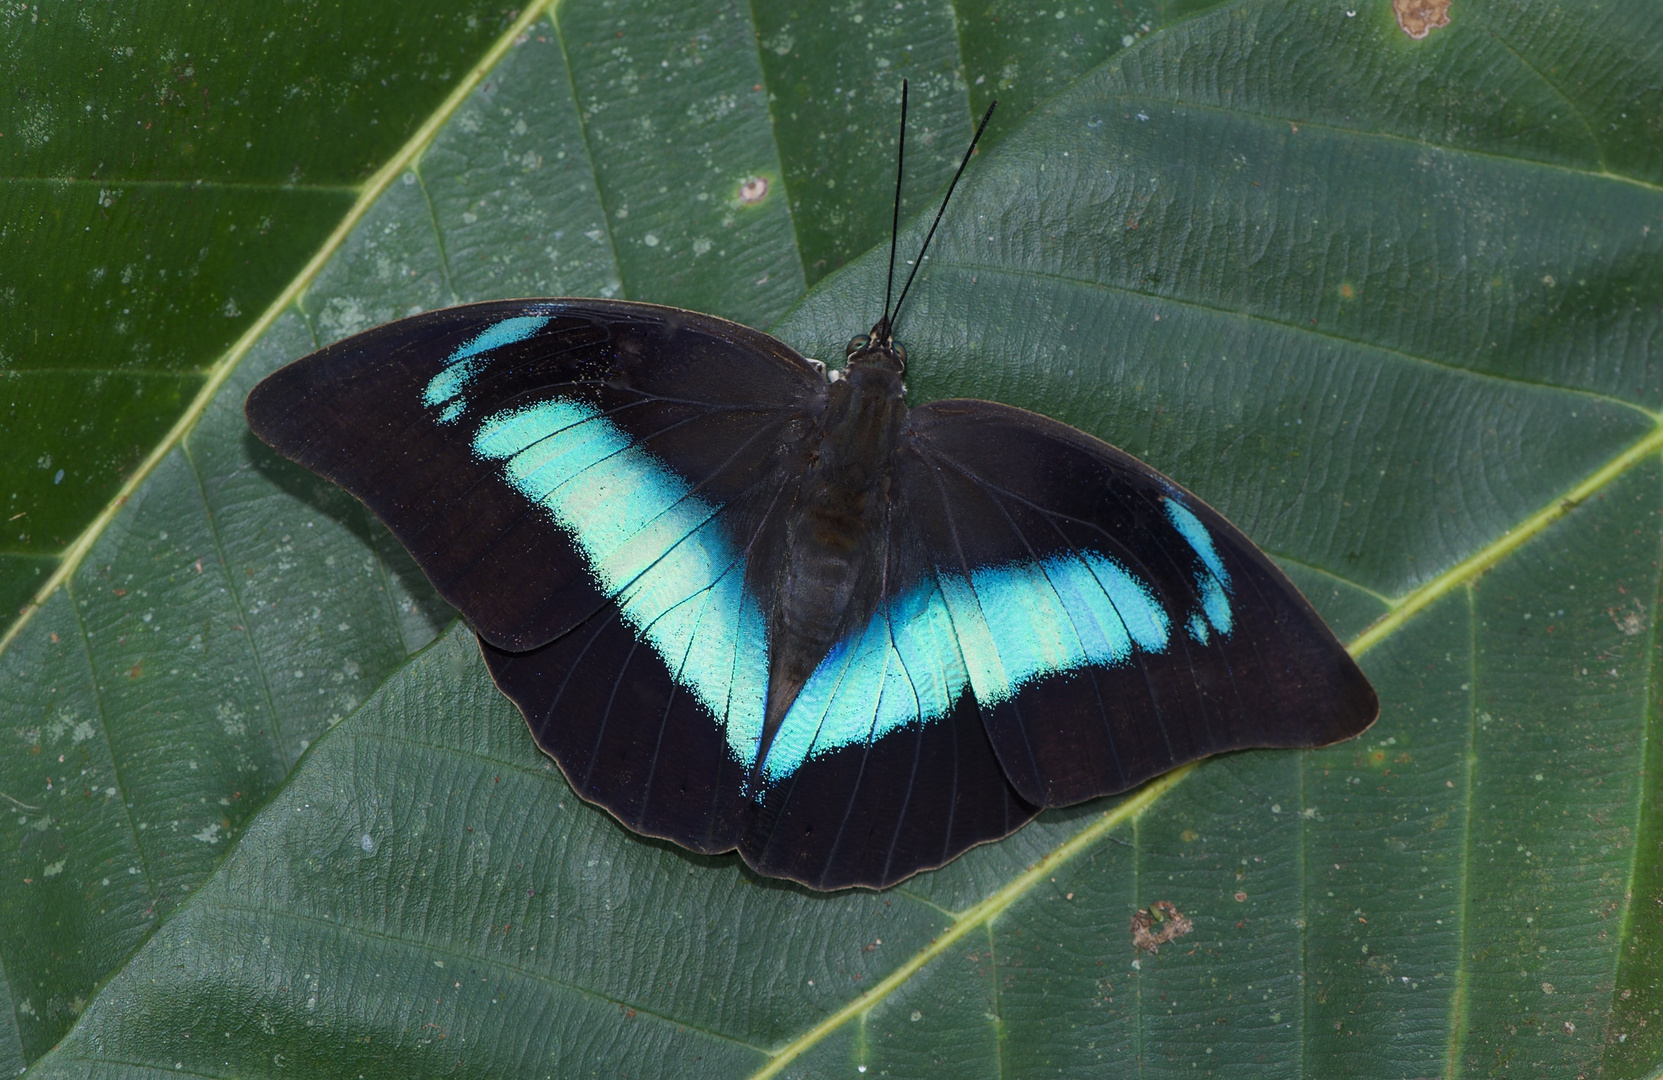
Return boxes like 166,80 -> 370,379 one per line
744,683 -> 1039,889
738,524 -> 1038,890
477,440 -> 810,856
481,602 -> 756,857
897,399 -> 1378,808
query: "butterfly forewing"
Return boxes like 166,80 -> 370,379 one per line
245,300 -> 822,652
898,399 -> 1378,807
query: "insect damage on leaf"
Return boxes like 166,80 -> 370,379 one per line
1130,900 -> 1194,954
1393,0 -> 1451,39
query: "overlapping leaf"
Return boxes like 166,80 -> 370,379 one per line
2,1 -> 1661,1077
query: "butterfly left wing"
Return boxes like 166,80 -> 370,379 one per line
245,299 -> 823,652
892,399 -> 1378,809
247,300 -> 826,859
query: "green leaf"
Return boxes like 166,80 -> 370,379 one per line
3,0 -> 1662,1076
0,0 -> 522,630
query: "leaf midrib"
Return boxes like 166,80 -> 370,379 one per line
1351,423 -> 1663,656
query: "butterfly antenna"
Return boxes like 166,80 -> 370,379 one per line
889,97 -> 996,332
880,80 -> 909,341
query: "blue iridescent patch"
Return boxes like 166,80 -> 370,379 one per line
472,395 -> 1184,786
1162,497 -> 1233,642
423,315 -> 552,423
472,397 -> 769,766
762,550 -> 1171,782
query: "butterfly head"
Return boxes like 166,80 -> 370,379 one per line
846,317 -> 908,374
859,83 -> 994,383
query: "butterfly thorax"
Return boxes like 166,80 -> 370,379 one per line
759,359 -> 907,762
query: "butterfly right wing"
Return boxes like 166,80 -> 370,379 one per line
732,392 -> 1376,888
897,399 -> 1378,809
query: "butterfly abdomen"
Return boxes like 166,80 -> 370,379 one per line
758,364 -> 908,757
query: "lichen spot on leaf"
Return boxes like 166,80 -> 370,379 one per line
1393,0 -> 1451,39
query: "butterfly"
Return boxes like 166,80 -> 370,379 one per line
245,89 -> 1376,890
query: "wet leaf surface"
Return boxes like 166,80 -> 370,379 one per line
2,1 -> 1661,1076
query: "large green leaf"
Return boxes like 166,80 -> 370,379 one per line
2,0 -> 1661,1076
0,0 -> 520,630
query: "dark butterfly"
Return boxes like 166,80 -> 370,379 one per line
245,90 -> 1376,890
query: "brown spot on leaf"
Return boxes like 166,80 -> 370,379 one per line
1610,606 -> 1646,637
1131,900 -> 1194,954
1393,0 -> 1450,39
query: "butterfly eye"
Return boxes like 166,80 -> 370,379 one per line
893,343 -> 907,366
846,335 -> 870,356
